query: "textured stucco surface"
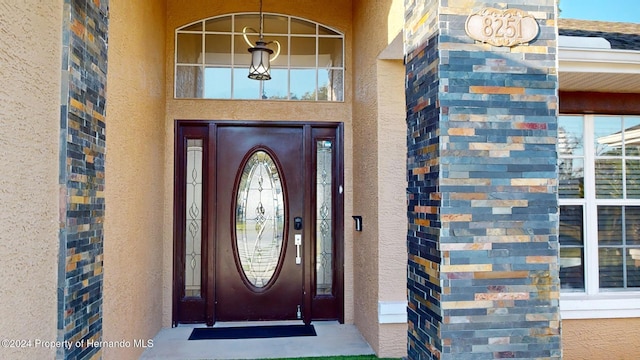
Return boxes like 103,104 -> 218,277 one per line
0,1 -> 61,359
163,0 -> 355,328
377,59 -> 408,357
563,318 -> 640,360
353,0 -> 406,357
103,0 -> 167,359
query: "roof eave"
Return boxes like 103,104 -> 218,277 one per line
559,47 -> 640,74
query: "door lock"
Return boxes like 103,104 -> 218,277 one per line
295,234 -> 302,265
294,216 -> 303,230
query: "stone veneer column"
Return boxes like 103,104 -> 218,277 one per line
404,0 -> 560,359
58,0 -> 108,359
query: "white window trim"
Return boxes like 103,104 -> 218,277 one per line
561,293 -> 640,319
559,114 -> 640,320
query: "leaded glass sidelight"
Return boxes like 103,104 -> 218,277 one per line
235,151 -> 285,288
316,140 -> 333,295
185,139 -> 203,297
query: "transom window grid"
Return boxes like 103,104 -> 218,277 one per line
559,115 -> 640,296
175,13 -> 344,101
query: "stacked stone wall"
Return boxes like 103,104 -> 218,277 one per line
405,1 -> 560,358
58,0 -> 109,359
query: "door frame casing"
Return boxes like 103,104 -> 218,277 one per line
172,120 -> 344,326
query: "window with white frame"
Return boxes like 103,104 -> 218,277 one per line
559,115 -> 640,309
175,13 -> 344,101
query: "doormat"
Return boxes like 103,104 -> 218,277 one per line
188,324 -> 317,340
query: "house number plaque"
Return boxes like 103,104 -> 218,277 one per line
465,8 -> 539,47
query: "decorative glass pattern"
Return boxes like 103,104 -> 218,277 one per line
175,13 -> 344,101
185,139 -> 203,297
316,140 -> 333,295
235,151 -> 285,288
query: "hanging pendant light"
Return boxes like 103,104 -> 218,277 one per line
248,39 -> 273,80
244,0 -> 280,80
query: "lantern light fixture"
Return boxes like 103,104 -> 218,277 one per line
243,0 -> 280,80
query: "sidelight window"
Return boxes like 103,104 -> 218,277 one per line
316,140 -> 333,295
185,139 -> 203,297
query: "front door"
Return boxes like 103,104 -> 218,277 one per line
173,121 -> 344,326
215,125 -> 304,321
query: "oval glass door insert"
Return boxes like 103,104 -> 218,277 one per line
235,150 -> 285,288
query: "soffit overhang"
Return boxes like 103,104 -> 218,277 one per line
559,46 -> 640,93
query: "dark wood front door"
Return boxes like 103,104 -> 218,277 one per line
173,121 -> 344,326
215,125 -> 304,321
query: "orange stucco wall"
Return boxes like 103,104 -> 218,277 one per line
162,0 -> 355,326
103,0 -> 167,359
0,1 -> 61,359
563,318 -> 640,359
353,0 -> 407,357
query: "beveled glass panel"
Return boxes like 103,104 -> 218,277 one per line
595,159 -> 622,198
624,117 -> 640,156
316,140 -> 333,295
594,116 -> 622,156
559,158 -> 584,198
290,69 -> 316,101
177,33 -> 202,64
176,66 -> 202,98
205,17 -> 231,32
318,37 -> 343,67
627,160 -> 640,198
233,68 -> 260,99
599,247 -> 624,289
291,18 -> 316,34
185,139 -> 203,297
204,34 -> 232,65
626,207 -> 640,245
235,151 -> 285,288
598,206 -> 622,246
319,69 -> 344,101
204,67 -> 231,99
291,37 -> 316,67
558,116 -> 584,156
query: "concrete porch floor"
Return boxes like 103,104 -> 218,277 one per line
140,321 -> 375,359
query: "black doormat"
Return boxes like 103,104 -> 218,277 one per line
188,324 -> 316,340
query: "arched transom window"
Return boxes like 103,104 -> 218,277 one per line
175,13 -> 344,101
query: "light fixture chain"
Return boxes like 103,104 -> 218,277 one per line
259,0 -> 264,39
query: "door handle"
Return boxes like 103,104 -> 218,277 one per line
295,234 -> 302,265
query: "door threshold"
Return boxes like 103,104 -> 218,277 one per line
176,320 -> 306,328
212,320 -> 305,328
